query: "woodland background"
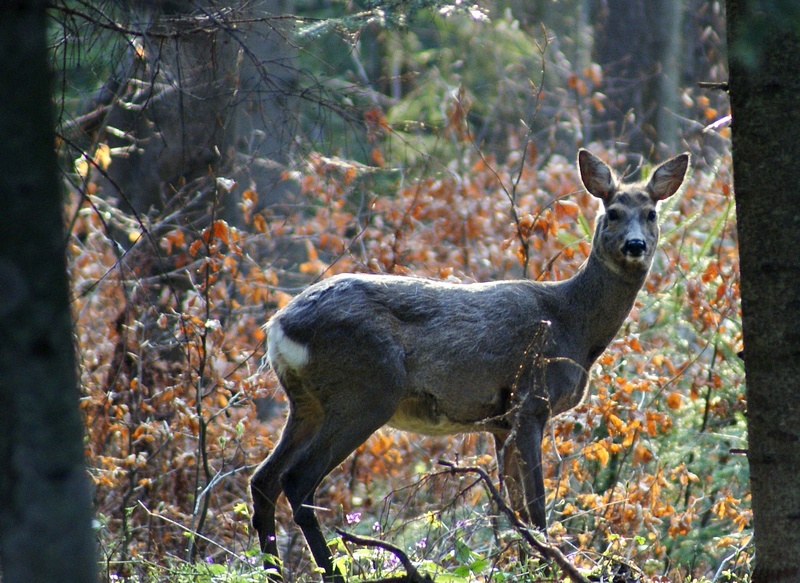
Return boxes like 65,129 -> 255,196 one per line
17,0 -> 749,581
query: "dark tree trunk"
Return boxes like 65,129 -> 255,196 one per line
234,0 -> 299,212
88,0 -> 297,227
592,0 -> 683,156
95,1 -> 240,219
0,1 -> 97,582
727,1 -> 800,581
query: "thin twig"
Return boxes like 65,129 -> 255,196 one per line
437,461 -> 591,583
137,501 -> 241,562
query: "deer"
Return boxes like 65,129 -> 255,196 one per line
251,149 -> 690,582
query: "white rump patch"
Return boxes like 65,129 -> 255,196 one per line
267,319 -> 310,373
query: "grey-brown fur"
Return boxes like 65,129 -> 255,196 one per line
251,149 -> 690,582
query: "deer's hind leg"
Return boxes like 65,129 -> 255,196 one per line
279,341 -> 407,581
251,397 -> 325,577
278,385 -> 402,582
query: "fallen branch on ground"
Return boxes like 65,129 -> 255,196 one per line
438,460 -> 591,583
335,528 -> 433,583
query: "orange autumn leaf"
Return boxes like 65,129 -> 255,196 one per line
211,220 -> 230,245
188,239 -> 203,257
665,392 -> 683,410
370,147 -> 385,167
701,262 -> 719,283
253,213 -> 267,234
554,200 -> 580,220
634,444 -> 654,465
242,188 -> 258,204
607,413 -> 625,431
584,441 -> 610,466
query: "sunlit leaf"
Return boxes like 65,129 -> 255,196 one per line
665,392 -> 683,410
95,143 -> 112,170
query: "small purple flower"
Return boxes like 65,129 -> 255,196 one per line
346,512 -> 362,525
415,537 -> 427,550
372,521 -> 381,532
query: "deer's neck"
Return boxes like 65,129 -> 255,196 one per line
559,252 -> 649,352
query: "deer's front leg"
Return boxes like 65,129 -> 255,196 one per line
512,356 -> 590,529
510,412 -> 548,529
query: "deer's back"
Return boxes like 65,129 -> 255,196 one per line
268,273 -> 592,434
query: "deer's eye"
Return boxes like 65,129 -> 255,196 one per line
607,209 -> 620,221
647,210 -> 657,221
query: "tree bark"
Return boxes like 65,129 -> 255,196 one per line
591,0 -> 683,156
727,1 -> 800,581
234,0 -> 299,211
0,1 -> 97,582
90,0 -> 298,225
96,1 -> 240,218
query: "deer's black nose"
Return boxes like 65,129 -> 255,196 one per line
622,239 -> 647,257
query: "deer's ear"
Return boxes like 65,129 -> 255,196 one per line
647,153 -> 690,201
578,149 -> 616,202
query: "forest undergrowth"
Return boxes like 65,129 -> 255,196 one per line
68,104 -> 747,582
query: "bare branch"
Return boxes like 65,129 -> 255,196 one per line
437,461 -> 591,583
336,529 -> 433,583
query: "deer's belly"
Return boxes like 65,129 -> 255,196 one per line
386,393 -> 503,436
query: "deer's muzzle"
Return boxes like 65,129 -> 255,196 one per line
622,239 -> 647,257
